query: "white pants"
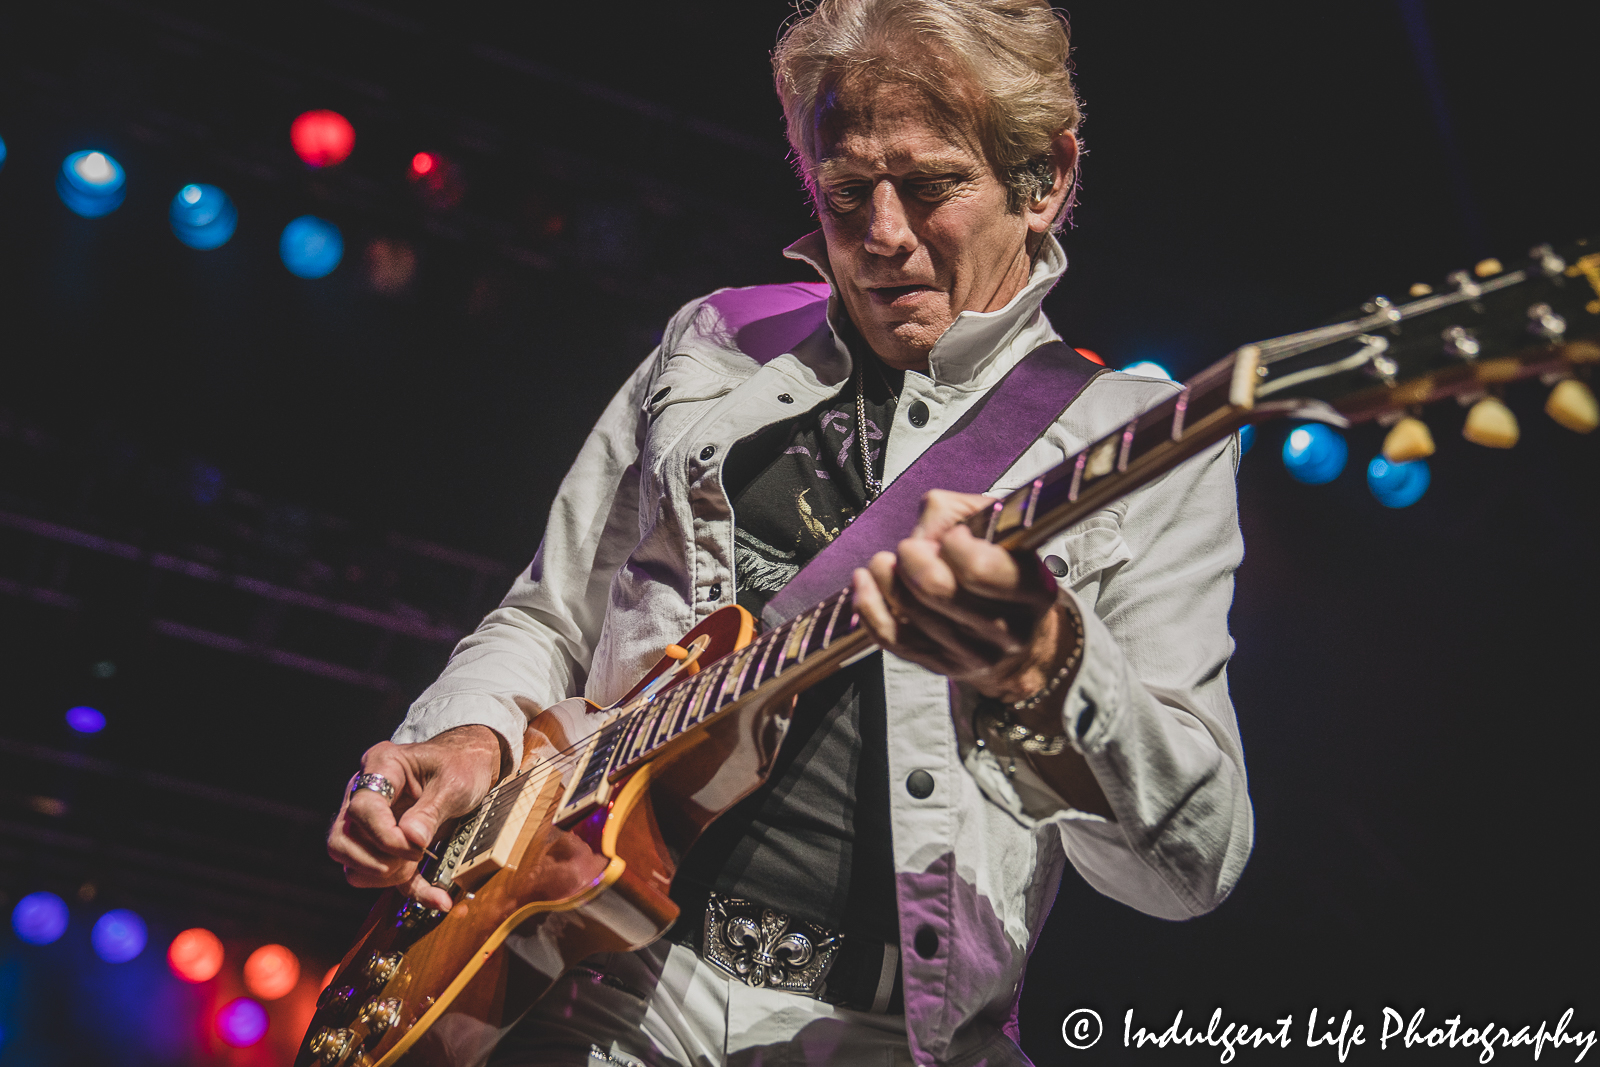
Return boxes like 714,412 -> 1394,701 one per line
489,941 -> 915,1067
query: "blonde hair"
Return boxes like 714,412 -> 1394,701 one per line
772,0 -> 1082,218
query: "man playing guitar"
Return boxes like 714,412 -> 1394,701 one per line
327,1 -> 1252,1063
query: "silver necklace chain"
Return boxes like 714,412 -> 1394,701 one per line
854,362 -> 897,501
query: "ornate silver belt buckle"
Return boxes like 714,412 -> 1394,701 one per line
700,893 -> 842,998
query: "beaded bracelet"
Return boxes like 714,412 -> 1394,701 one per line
975,603 -> 1085,765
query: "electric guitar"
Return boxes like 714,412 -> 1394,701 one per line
297,239 -> 1600,1067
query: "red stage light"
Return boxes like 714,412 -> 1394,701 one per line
168,928 -> 225,983
290,110 -> 355,168
243,943 -> 300,1000
1074,347 -> 1105,366
411,151 -> 436,176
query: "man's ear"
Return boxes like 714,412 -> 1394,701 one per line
1024,130 -> 1080,235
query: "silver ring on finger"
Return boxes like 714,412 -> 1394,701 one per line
350,772 -> 396,802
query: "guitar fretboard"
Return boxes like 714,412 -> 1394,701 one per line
963,350 -> 1250,549
555,346 -> 1257,812
576,587 -> 862,790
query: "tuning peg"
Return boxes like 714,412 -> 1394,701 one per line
1382,417 -> 1435,463
1408,283 -> 1433,297
1462,397 -> 1520,448
1474,258 -> 1504,278
1527,302 -> 1567,342
1529,243 -> 1565,276
1545,379 -> 1598,434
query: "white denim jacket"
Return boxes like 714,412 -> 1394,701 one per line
394,233 -> 1252,1067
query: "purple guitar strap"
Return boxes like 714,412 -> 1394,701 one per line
761,341 -> 1105,627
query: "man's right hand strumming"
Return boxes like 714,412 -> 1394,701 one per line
326,724 -> 506,913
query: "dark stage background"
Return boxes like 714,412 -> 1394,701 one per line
1,1 -> 1596,1064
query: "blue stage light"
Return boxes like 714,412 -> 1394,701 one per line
12,892 -> 69,945
1238,424 -> 1256,455
58,150 -> 126,217
216,998 -> 270,1047
66,705 -> 106,733
0,134 -> 8,171
1281,423 -> 1348,485
280,216 -> 343,278
1122,360 -> 1173,380
188,462 -> 224,505
1367,455 -> 1431,508
170,184 -> 237,250
91,908 -> 147,963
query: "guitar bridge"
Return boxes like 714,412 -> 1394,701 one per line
423,813 -> 483,890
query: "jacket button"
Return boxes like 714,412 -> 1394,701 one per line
699,445 -> 716,461
1043,554 -> 1069,577
708,583 -> 721,601
1077,696 -> 1098,739
778,393 -> 794,404
913,926 -> 939,959
907,400 -> 929,427
905,770 -> 934,799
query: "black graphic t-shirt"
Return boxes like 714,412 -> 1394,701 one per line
720,355 -> 899,619
670,353 -> 905,945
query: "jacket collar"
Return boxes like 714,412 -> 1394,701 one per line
782,229 -> 1068,388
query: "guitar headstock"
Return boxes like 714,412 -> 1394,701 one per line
1243,236 -> 1600,457
958,238 -> 1597,556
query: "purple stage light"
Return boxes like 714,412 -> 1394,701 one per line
216,998 -> 269,1047
91,908 -> 147,963
188,462 -> 224,505
12,891 -> 69,945
66,705 -> 106,733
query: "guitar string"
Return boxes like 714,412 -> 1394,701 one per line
468,267 -> 1545,800
463,603 -> 827,814
1254,269 -> 1527,367
444,590 -> 872,878
444,260 -> 1553,850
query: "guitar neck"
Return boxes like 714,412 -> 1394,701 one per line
961,345 -> 1264,551
579,345 -> 1268,791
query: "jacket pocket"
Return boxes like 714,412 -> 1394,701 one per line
642,353 -> 737,476
1039,510 -> 1131,600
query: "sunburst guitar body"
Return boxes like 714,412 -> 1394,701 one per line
298,605 -> 781,1067
299,236 -> 1600,1066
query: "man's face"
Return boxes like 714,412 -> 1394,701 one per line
813,80 -> 1035,371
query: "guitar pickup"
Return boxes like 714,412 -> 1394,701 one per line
447,763 -> 565,890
